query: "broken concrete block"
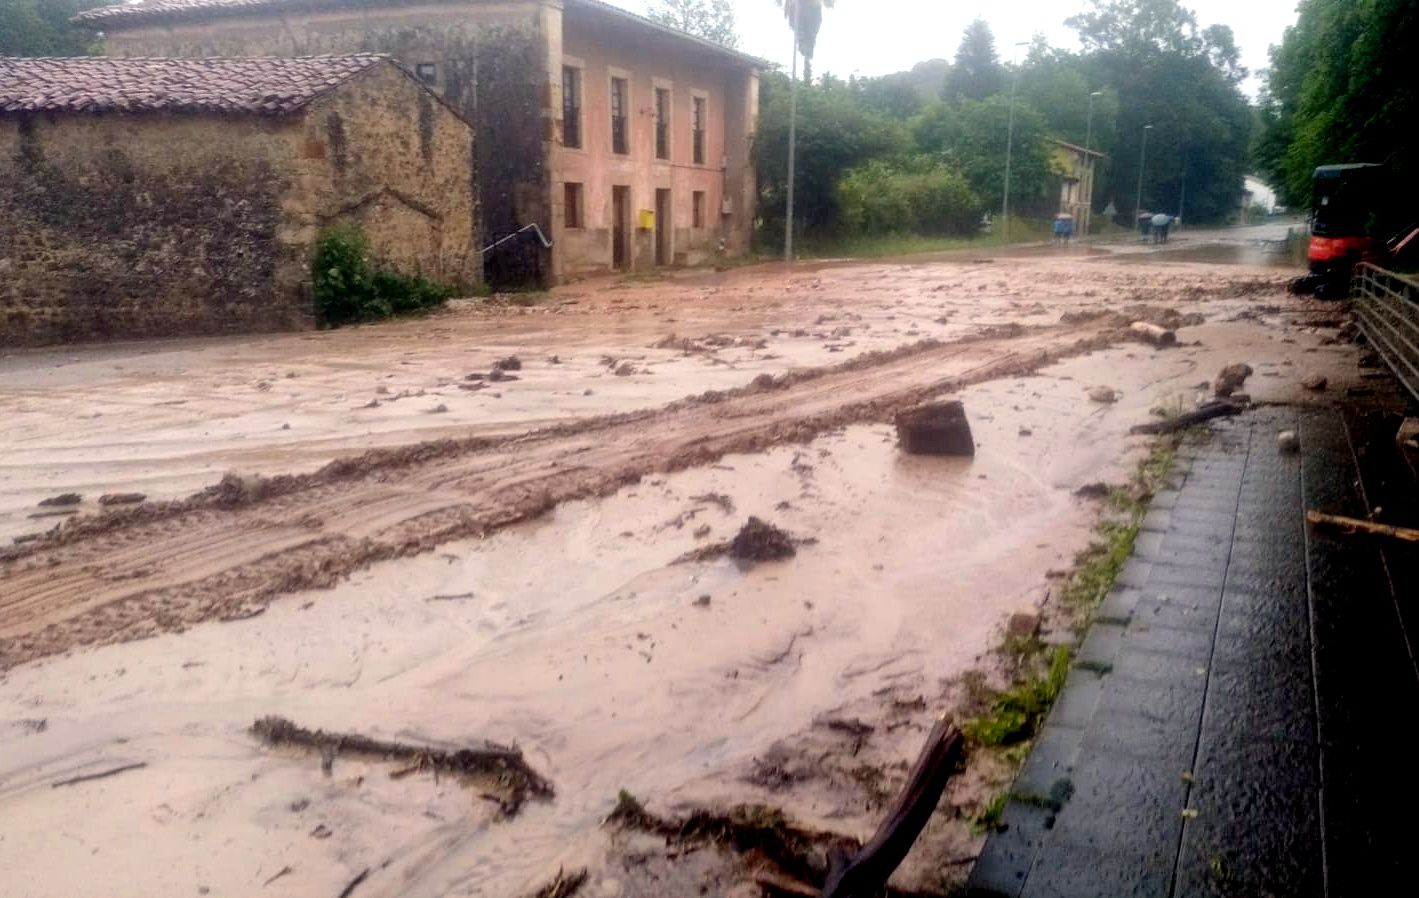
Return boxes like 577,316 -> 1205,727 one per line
1278,430 -> 1300,454
895,400 -> 975,456
1214,363 -> 1253,397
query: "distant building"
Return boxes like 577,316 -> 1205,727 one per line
1241,175 -> 1279,222
0,55 -> 475,347
76,0 -> 763,286
1048,139 -> 1106,234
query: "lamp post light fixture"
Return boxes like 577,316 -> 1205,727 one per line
1001,40 -> 1030,243
1134,123 -> 1154,230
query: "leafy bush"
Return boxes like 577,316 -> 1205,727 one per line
838,157 -> 983,238
311,224 -> 455,326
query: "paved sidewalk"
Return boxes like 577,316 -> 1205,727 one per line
967,406 -> 1419,897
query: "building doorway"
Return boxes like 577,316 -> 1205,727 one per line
612,185 -> 631,270
655,188 -> 671,266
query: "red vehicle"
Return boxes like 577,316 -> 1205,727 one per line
1293,163 -> 1385,298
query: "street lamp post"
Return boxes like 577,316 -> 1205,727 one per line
1083,90 -> 1102,234
1001,40 -> 1029,243
1134,123 -> 1153,234
784,0 -> 801,262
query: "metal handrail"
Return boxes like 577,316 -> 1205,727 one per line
1352,262 -> 1419,403
478,223 -> 553,256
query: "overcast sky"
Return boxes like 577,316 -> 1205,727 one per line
625,0 -> 1300,97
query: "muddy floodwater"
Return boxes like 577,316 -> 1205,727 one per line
0,228 -> 1359,896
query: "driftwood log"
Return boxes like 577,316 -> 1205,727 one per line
1306,511 -> 1419,544
1129,401 -> 1243,435
820,717 -> 964,898
1129,321 -> 1178,348
250,716 -> 553,814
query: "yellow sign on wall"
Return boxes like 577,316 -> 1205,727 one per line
638,208 -> 655,230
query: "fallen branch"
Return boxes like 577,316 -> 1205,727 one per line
51,762 -> 147,788
1306,511 -> 1419,544
821,717 -> 965,898
1129,401 -> 1243,435
250,716 -> 553,814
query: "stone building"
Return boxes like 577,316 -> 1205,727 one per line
0,55 -> 477,347
75,0 -> 762,285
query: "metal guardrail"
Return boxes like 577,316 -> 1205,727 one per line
1352,262 -> 1419,403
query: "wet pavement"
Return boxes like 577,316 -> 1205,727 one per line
968,405 -> 1419,897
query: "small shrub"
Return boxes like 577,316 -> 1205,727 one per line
837,156 -> 984,238
312,224 -> 455,326
964,646 -> 1072,747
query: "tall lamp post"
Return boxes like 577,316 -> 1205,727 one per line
1001,40 -> 1030,243
1083,90 -> 1103,234
784,0 -> 802,262
1134,123 -> 1153,233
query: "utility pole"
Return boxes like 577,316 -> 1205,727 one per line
1084,90 -> 1102,235
1178,157 -> 1187,229
1134,123 -> 1153,229
1001,41 -> 1028,243
784,0 -> 801,262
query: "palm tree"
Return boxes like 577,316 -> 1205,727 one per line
777,0 -> 834,261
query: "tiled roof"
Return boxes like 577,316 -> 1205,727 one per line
72,0 -> 765,66
73,0 -> 310,26
0,55 -> 387,115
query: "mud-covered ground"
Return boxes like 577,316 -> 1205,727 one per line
0,226 -> 1362,897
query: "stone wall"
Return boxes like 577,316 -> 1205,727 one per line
0,64 -> 478,347
301,63 -> 479,286
102,2 -> 550,287
0,113 -> 302,346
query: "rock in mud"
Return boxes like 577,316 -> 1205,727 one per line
729,517 -> 797,562
494,355 -> 522,372
1008,610 -> 1042,639
1278,430 -> 1300,454
1214,363 -> 1254,398
615,362 -> 637,377
693,594 -> 712,607
37,493 -> 82,507
894,400 -> 975,456
1301,374 -> 1328,391
99,493 -> 146,506
1074,482 -> 1111,499
1089,386 -> 1119,404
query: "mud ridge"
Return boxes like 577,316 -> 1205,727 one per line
0,324 -> 1119,670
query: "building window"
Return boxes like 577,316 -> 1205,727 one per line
693,191 -> 706,229
415,62 -> 437,85
654,87 -> 670,160
691,95 -> 706,165
562,66 -> 582,149
610,77 -> 629,155
564,182 -> 584,229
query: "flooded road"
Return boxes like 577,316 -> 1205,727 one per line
0,233 -> 1359,897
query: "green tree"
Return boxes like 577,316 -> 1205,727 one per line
645,0 -> 738,48
754,71 -> 908,237
944,18 -> 1004,100
1259,0 -> 1419,211
913,96 -> 1057,215
0,0 -> 102,56
1066,0 -> 1252,223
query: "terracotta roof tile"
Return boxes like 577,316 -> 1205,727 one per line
0,55 -> 387,116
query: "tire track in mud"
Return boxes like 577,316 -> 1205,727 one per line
0,324 -> 1119,669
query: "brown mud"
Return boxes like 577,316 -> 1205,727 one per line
0,323 -> 1118,669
